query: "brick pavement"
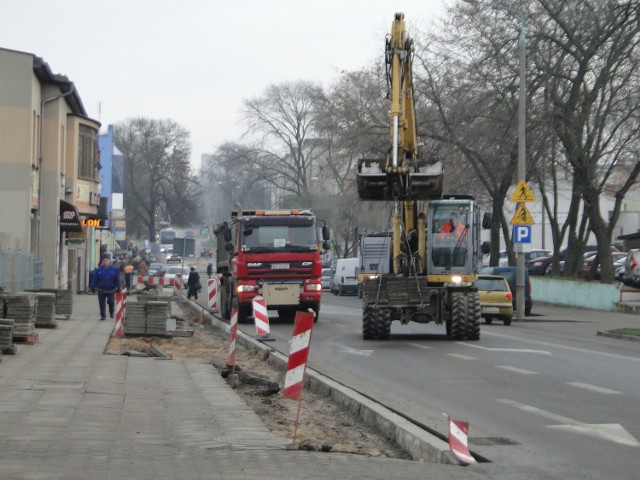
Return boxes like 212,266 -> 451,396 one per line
0,293 -> 492,480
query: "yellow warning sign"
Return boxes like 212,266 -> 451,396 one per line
510,179 -> 536,202
510,203 -> 535,225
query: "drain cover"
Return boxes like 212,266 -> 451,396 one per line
469,437 -> 520,446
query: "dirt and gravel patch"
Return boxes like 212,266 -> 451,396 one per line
105,303 -> 412,459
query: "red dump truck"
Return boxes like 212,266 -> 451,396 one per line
215,209 -> 330,323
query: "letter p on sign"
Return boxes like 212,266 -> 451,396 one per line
513,225 -> 531,243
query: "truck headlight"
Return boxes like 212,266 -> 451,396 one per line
305,284 -> 322,292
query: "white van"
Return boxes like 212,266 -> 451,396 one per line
332,258 -> 360,296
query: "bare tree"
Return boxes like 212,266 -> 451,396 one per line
532,0 -> 640,280
414,6 -> 526,266
114,117 -> 199,244
242,81 -> 327,206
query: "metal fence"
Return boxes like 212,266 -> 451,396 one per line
0,251 -> 43,292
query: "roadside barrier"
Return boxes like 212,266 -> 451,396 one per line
114,292 -> 126,337
252,295 -> 271,340
227,308 -> 238,369
208,276 -> 219,312
283,310 -> 315,400
448,417 -> 476,465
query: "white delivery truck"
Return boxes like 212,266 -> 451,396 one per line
332,258 -> 360,296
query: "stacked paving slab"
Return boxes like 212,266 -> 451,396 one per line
0,319 -> 14,350
27,288 -> 73,317
0,293 -> 37,338
146,301 -> 169,335
31,292 -> 57,328
123,299 -> 146,335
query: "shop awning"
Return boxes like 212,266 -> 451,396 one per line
60,200 -> 83,232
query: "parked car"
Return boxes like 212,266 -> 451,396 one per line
148,262 -> 167,277
164,266 -> 190,288
321,268 -> 332,290
476,274 -> 513,325
621,249 -> 640,288
486,249 -> 551,268
481,266 -> 532,316
528,245 -> 619,276
583,251 -> 627,278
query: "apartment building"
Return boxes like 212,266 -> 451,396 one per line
0,47 -> 106,291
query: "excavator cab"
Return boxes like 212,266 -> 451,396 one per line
427,199 -> 479,276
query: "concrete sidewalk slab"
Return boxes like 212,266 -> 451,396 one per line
0,293 -> 492,480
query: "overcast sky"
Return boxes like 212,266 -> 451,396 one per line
1,0 -> 450,169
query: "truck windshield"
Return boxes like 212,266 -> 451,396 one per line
241,225 -> 317,252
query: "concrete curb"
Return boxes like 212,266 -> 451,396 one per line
596,330 -> 640,342
187,301 -> 457,464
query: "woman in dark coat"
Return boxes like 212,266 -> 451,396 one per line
187,267 -> 201,300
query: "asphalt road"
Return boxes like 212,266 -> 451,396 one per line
227,291 -> 640,480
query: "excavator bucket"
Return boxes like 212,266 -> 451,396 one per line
357,158 -> 444,201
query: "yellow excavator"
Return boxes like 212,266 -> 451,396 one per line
356,12 -> 489,340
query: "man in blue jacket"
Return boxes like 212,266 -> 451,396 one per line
90,255 -> 121,320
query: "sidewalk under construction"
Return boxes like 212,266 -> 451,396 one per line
0,293 -> 491,480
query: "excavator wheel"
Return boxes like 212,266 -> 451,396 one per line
450,292 -> 467,340
466,292 -> 481,340
363,305 -> 377,340
377,308 -> 392,340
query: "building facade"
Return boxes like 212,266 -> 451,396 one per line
0,47 -> 105,291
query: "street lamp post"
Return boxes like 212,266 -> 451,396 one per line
465,0 -> 527,320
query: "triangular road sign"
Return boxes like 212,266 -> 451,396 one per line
510,179 -> 536,202
511,203 -> 535,225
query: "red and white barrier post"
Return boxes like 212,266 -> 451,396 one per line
114,291 -> 126,338
283,310 -> 315,444
252,295 -> 273,341
174,273 -> 183,295
227,308 -> 238,371
208,275 -> 219,312
448,417 -> 476,465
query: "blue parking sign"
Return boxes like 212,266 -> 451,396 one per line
513,225 -> 531,243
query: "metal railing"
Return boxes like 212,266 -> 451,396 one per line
0,251 -> 43,292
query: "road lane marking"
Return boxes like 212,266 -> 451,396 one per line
482,330 -> 640,363
407,343 -> 432,350
447,353 -> 476,360
566,382 -> 622,395
496,365 -> 538,375
497,398 -> 640,447
333,343 -> 374,356
459,343 -> 551,355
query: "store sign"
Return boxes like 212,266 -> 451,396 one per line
81,218 -> 105,228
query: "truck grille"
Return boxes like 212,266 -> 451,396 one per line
246,262 -> 313,277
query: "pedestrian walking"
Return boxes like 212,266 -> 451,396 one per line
124,262 -> 134,292
206,262 -> 213,279
187,267 -> 201,300
89,255 -> 121,320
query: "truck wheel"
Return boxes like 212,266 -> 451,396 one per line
219,285 -> 230,320
363,306 -> 376,340
450,292 -> 466,340
466,292 -> 481,340
484,317 -> 493,325
233,297 -> 251,324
